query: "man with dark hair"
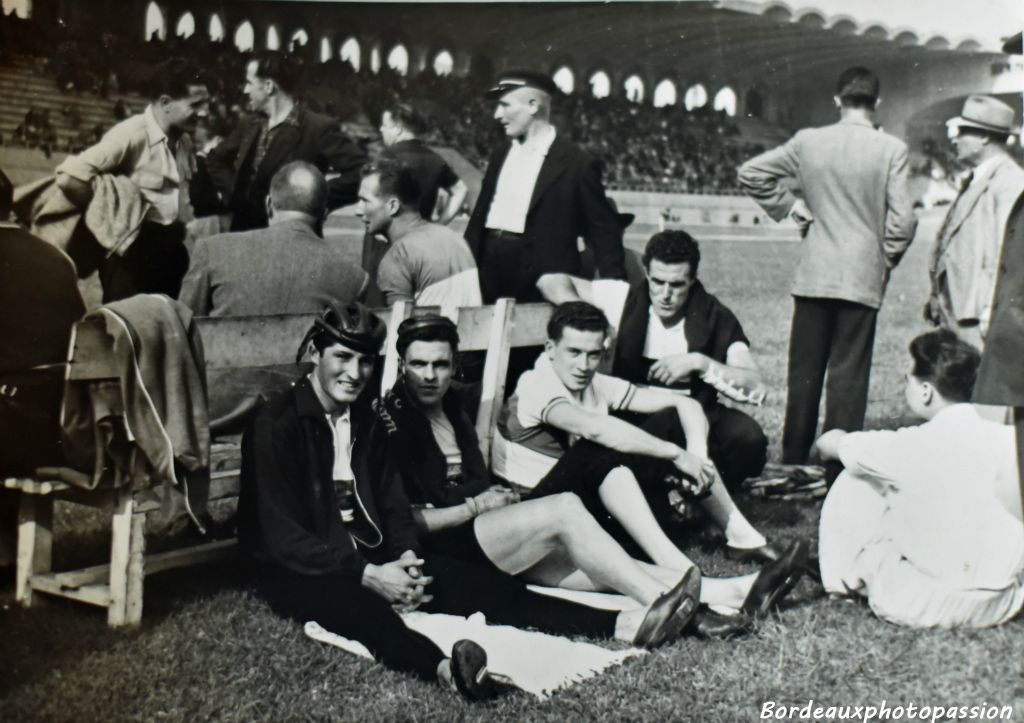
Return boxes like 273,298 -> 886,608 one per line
380,103 -> 468,224
56,57 -> 209,301
738,66 -> 915,466
380,314 -> 812,635
240,304 -> 702,701
494,301 -> 806,571
926,96 -> 1024,349
814,330 -> 1023,628
179,161 -> 367,316
206,52 -> 366,231
357,159 -> 481,313
465,70 -> 626,302
0,167 -> 86,567
538,230 -> 768,499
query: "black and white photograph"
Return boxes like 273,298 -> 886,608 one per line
1,0 -> 1022,719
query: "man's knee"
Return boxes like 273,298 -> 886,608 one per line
547,492 -> 589,523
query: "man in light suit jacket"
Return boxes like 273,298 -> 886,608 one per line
927,96 -> 1024,349
179,161 -> 367,317
738,67 -> 915,465
464,70 -> 626,302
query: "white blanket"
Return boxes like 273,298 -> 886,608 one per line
304,589 -> 645,700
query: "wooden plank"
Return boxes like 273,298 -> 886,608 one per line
15,493 -> 53,607
475,298 -> 516,464
508,303 -> 554,347
30,577 -> 110,607
380,301 -> 414,394
453,306 -> 497,351
106,485 -> 134,626
123,512 -> 146,626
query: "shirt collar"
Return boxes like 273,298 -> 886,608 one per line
143,105 -> 169,148
266,103 -> 302,132
514,124 -> 557,156
972,155 -> 1001,182
647,304 -> 684,332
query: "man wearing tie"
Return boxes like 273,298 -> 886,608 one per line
926,95 -> 1024,349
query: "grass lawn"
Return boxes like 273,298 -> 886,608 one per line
3,211 -> 1022,722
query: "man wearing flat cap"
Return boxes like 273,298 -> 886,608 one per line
464,69 -> 627,302
738,67 -> 915,467
926,95 -> 1024,349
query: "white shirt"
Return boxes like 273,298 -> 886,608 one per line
591,279 -> 689,358
327,409 -> 354,482
838,404 -> 1023,589
493,352 -> 635,488
57,106 -> 186,225
485,125 -> 557,234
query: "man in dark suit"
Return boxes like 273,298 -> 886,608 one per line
974,190 -> 1024,521
206,53 -> 366,231
464,70 -> 626,302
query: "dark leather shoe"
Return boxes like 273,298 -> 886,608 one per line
450,639 -> 515,701
725,541 -> 786,565
633,567 -> 700,649
740,540 -> 810,617
688,607 -> 754,639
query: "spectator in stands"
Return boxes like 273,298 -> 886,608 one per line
179,161 -> 367,316
56,57 -> 209,302
357,159 -> 481,313
380,103 -> 468,224
206,53 -> 367,231
382,314 -> 814,634
815,330 -> 1023,628
464,70 -> 626,302
537,230 -> 770,505
0,168 -> 86,568
493,302 -> 805,576
239,303 -> 700,701
738,66 -> 915,467
926,96 -> 1024,349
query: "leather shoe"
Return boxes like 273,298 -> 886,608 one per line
633,567 -> 700,649
725,541 -> 786,565
450,639 -> 515,701
688,607 -> 754,639
740,540 -> 810,617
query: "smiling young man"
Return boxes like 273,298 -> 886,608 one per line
493,302 -> 803,568
463,69 -> 626,302
56,57 -> 209,301
240,304 -> 703,701
382,316 -> 813,636
815,330 -> 1023,628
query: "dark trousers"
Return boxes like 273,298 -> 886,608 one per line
255,553 -> 616,681
782,296 -> 878,464
478,230 -> 543,303
99,221 -> 188,303
1015,407 -> 1024,520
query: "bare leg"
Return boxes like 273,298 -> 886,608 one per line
597,465 -> 697,570
635,559 -> 756,609
698,473 -> 767,549
473,493 -> 669,605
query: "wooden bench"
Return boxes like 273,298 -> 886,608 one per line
7,300 -> 554,627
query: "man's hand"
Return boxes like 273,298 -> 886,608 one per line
670,449 -> 716,496
790,198 -> 814,237
923,297 -> 941,326
472,486 -> 518,515
362,559 -> 433,611
647,353 -> 708,386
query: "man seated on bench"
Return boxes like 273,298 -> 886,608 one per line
382,314 -> 811,636
239,303 -> 703,702
493,302 -> 798,567
815,329 -> 1024,629
538,228 -> 769,492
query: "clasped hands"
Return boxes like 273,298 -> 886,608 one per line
669,448 -> 718,498
467,485 -> 520,516
362,550 -> 434,613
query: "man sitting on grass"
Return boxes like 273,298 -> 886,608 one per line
239,303 -> 702,702
815,329 -> 1024,628
382,315 -> 812,637
492,302 -> 800,569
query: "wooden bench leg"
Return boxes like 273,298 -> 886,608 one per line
15,492 -> 54,607
108,486 -> 145,627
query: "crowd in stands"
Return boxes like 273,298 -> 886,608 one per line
1,17 -> 766,194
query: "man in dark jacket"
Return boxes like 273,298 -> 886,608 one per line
206,53 -> 366,231
464,70 -> 626,302
239,303 -> 699,700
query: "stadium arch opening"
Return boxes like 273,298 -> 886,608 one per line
234,20 -> 254,52
684,83 -> 708,110
289,29 -> 308,52
589,70 -> 611,98
266,24 -> 280,51
433,50 -> 454,76
653,79 -> 677,107
714,86 -> 737,116
340,37 -> 360,70
553,66 -> 575,94
624,74 -> 644,103
175,11 -> 194,39
144,2 -> 165,41
388,44 -> 409,75
208,13 -> 224,42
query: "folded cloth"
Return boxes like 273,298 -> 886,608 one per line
305,609 -> 645,700
61,294 -> 210,531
